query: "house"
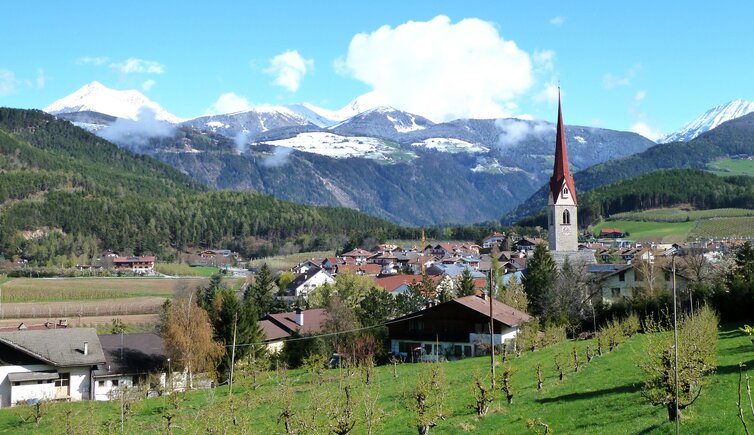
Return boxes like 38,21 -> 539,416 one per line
334,263 -> 382,277
199,249 -> 233,258
259,308 -> 330,353
113,256 -> 155,273
590,262 -> 690,302
92,333 -> 167,400
283,267 -> 335,299
514,237 -> 546,252
341,249 -> 375,264
0,328 -> 106,408
482,232 -> 506,248
387,294 -> 531,361
599,228 -> 625,238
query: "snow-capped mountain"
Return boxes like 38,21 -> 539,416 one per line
44,81 -> 182,123
302,91 -> 389,123
331,106 -> 434,139
660,99 -> 754,143
182,106 -> 316,139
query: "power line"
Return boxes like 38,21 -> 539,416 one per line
225,313 -> 425,348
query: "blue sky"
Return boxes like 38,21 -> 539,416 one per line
1,1 -> 753,139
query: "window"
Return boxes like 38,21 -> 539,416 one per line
55,373 -> 70,388
611,288 -> 621,298
618,271 -> 625,282
562,209 -> 571,225
563,186 -> 569,196
112,380 -> 119,387
98,380 -> 105,388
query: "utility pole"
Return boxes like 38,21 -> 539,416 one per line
489,267 -> 495,388
672,255 -> 680,435
229,312 -> 238,395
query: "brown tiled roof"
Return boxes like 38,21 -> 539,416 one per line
338,263 -> 382,275
266,308 -> 329,335
342,249 -> 375,258
453,295 -> 531,327
259,319 -> 291,341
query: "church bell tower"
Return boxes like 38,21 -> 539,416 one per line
548,90 -> 578,252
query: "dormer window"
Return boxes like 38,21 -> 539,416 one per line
562,186 -> 569,197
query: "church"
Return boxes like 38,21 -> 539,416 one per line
546,92 -> 596,267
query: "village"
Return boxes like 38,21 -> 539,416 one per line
0,96 -> 746,419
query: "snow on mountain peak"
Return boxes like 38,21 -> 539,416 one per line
44,81 -> 182,123
660,98 -> 754,143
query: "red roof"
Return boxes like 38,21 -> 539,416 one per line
342,249 -> 375,258
549,91 -> 577,205
600,228 -> 623,234
373,274 -> 441,293
337,263 -> 382,275
258,319 -> 290,341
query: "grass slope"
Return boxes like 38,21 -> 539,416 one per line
1,325 -> 750,433
593,220 -> 695,242
708,158 -> 754,177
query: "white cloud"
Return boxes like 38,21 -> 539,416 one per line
533,82 -> 560,104
631,121 -> 662,141
264,50 -> 313,92
36,68 -> 46,89
0,70 -> 21,96
340,15 -> 536,122
549,16 -> 567,26
603,64 -> 642,89
77,56 -> 110,66
110,58 -> 165,74
206,92 -> 253,114
634,90 -> 646,103
533,50 -> 555,72
141,79 -> 156,91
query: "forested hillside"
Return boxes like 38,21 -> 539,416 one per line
506,111 -> 754,223
0,109 -> 411,265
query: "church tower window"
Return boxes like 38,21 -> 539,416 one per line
562,209 -> 570,225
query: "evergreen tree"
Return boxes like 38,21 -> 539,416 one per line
245,263 -> 276,318
719,241 -> 754,320
215,288 -> 266,378
199,273 -> 226,314
524,244 -> 557,317
458,267 -> 477,297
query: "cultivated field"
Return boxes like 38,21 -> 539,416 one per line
0,277 -> 209,303
610,207 -> 754,223
0,277 -> 243,321
0,324 -> 750,433
154,263 -> 221,277
691,216 -> 754,239
249,250 -> 335,271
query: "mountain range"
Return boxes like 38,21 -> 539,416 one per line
659,98 -> 754,143
42,82 -> 668,225
507,110 -> 754,224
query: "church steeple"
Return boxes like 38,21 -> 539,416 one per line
549,89 -> 577,205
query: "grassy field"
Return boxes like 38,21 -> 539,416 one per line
593,220 -> 695,242
154,263 -> 220,277
707,158 -> 754,177
0,324 -> 750,434
248,250 -> 335,272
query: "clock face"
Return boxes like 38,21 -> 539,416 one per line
561,225 -> 572,235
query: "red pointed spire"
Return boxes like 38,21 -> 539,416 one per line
549,89 -> 577,204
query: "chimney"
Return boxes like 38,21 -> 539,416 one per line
84,342 -> 89,356
295,307 -> 304,326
